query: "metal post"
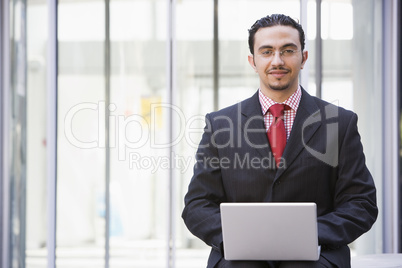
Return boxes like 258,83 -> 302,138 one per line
167,0 -> 176,267
382,0 -> 400,254
104,0 -> 111,267
315,0 -> 322,99
213,0 -> 219,110
1,0 -> 11,266
299,0 -> 309,92
46,0 -> 58,267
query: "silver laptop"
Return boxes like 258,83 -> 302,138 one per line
220,202 -> 321,261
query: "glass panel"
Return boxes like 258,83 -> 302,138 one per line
57,1 -> 105,267
175,0 -> 213,266
306,0 -> 317,96
218,0 -> 300,109
321,0 -> 383,255
350,0 -> 383,255
108,0 -> 168,267
176,1 -> 299,267
321,0 -> 354,110
26,0 -> 48,267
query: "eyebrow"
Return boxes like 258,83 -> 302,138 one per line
258,43 -> 298,51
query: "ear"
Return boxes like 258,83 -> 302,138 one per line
301,51 -> 308,69
248,54 -> 257,72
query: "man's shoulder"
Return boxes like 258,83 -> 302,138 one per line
307,93 -> 356,118
207,91 -> 260,118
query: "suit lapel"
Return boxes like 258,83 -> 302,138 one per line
275,89 -> 322,180
239,91 -> 271,159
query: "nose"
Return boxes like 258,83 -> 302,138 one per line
271,51 -> 285,66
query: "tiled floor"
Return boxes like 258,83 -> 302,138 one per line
26,239 -> 209,268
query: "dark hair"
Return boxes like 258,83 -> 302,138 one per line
248,14 -> 305,55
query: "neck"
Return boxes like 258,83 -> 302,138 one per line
260,86 -> 298,103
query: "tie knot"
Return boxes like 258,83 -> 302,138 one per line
269,104 -> 286,118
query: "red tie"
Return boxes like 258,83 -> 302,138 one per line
267,104 -> 287,167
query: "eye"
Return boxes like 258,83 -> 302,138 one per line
282,49 -> 295,55
261,50 -> 274,56
282,49 -> 296,56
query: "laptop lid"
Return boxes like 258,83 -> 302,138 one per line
220,202 -> 320,261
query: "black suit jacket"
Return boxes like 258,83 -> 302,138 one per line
182,89 -> 378,268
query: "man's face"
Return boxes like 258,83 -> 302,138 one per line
248,25 -> 308,96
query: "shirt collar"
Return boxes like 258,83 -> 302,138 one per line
259,86 -> 302,115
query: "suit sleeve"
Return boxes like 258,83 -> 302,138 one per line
317,113 -> 378,247
182,113 -> 226,254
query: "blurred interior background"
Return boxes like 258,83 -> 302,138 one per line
1,0 -> 401,267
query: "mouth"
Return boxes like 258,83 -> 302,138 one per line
268,70 -> 289,79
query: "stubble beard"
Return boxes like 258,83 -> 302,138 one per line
265,67 -> 293,91
268,79 -> 291,91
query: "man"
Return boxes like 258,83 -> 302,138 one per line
182,14 -> 378,268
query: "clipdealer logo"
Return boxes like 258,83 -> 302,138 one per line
302,103 -> 339,167
63,101 -> 205,162
63,100 -> 341,171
